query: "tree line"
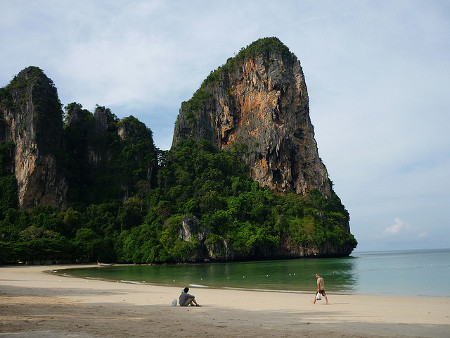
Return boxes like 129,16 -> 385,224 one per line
0,134 -> 357,264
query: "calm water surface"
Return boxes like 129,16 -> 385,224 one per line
58,249 -> 450,297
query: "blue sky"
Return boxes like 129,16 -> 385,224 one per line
1,0 -> 449,252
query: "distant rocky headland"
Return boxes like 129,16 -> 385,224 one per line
0,37 -> 357,264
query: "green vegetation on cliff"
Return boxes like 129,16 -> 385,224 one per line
0,137 -> 356,264
63,103 -> 157,206
179,37 -> 295,124
203,37 -> 295,88
0,142 -> 18,213
0,52 -> 357,264
179,89 -> 214,124
6,66 -> 64,155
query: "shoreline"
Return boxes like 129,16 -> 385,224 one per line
47,263 -> 450,299
45,268 -> 450,299
1,264 -> 449,337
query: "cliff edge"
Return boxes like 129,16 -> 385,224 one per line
173,37 -> 331,198
0,66 -> 67,209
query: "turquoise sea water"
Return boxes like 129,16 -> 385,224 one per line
58,249 -> 450,297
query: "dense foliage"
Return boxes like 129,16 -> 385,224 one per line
0,137 -> 356,264
0,54 -> 357,265
63,103 -> 157,206
0,142 -> 18,215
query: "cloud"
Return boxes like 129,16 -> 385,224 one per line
383,218 -> 411,236
382,218 -> 428,240
1,1 -> 449,251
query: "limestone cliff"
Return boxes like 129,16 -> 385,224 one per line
0,67 -> 158,210
173,37 -> 331,198
63,103 -> 157,205
0,66 -> 67,209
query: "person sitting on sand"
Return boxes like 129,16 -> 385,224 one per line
313,274 -> 328,304
179,287 -> 200,306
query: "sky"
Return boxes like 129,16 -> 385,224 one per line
1,0 -> 449,252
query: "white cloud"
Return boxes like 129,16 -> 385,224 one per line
383,218 -> 411,236
1,0 -> 449,251
380,218 -> 429,243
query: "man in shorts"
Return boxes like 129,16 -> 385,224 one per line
313,274 -> 328,304
179,287 -> 200,306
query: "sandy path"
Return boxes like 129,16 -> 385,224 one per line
0,265 -> 449,337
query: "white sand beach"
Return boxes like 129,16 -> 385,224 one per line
1,264 -> 449,337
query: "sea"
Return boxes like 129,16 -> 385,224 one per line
55,248 -> 450,298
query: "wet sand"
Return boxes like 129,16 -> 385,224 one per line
1,265 -> 449,337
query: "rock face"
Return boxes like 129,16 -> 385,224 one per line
0,67 -> 67,209
173,37 -> 331,198
0,67 -> 158,209
63,104 -> 158,205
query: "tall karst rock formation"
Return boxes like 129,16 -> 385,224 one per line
0,67 -> 158,210
173,37 -> 331,198
0,66 -> 67,209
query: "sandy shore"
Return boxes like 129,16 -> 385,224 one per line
0,265 -> 449,337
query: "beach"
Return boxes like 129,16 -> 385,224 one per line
1,265 -> 449,337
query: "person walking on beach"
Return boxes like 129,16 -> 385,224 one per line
314,274 -> 328,304
179,287 -> 201,306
